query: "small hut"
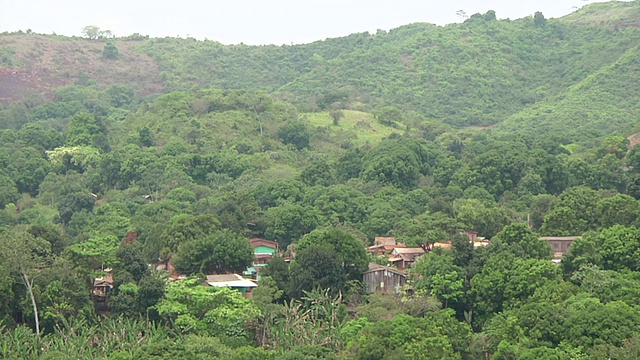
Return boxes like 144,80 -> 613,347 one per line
363,263 -> 407,294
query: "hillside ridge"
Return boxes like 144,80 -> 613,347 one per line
1,0 -> 640,130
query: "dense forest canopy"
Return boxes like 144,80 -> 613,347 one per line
1,1 -> 640,358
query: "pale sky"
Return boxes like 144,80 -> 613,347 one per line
0,0 -> 620,45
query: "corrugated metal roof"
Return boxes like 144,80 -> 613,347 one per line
206,274 -> 258,288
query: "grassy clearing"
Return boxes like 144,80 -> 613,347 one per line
303,110 -> 403,145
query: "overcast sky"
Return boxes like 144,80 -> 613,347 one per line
0,0 -> 618,45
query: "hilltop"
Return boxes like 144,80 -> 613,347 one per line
561,0 -> 640,28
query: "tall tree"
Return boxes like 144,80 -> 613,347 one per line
297,228 -> 368,280
0,229 -> 51,336
173,229 -> 253,275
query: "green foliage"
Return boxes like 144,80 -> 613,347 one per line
562,225 -> 640,275
288,245 -> 345,299
361,138 -> 428,189
329,109 -> 344,126
346,312 -> 471,359
265,203 -> 320,248
0,146 -> 53,196
159,214 -> 221,253
278,121 -> 311,150
0,174 -> 20,208
116,244 -> 149,282
490,223 -> 551,260
65,112 -> 109,151
103,41 -> 119,60
106,84 -> 135,108
154,278 -> 260,341
66,233 -> 120,270
534,12 -> 547,27
81,25 -> 113,40
173,229 -> 253,275
375,106 -> 403,126
472,252 -> 561,328
297,228 -> 368,279
5,4 -> 640,357
299,160 -> 336,187
0,46 -> 19,66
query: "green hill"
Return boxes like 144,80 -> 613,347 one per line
2,1 -> 640,131
4,4 -> 640,359
496,44 -> 640,143
561,0 -> 640,28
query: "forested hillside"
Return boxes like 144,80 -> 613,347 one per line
2,1 -> 640,359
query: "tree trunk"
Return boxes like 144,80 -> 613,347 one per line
253,106 -> 263,135
22,273 -> 40,336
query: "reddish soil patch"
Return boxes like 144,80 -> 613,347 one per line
0,34 -> 164,103
0,67 -> 68,103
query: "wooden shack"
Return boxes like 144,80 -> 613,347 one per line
540,236 -> 580,260
91,273 -> 113,312
363,263 -> 407,294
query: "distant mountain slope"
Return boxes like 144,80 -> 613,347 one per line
1,1 -> 640,130
496,44 -> 640,142
276,18 -> 640,126
0,34 -> 163,102
561,0 -> 640,29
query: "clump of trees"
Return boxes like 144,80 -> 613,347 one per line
81,25 -> 114,40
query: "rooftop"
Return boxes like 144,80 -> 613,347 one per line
249,238 -> 278,249
365,263 -> 406,276
374,237 -> 397,246
540,236 -> 581,241
206,274 -> 258,288
392,247 -> 426,255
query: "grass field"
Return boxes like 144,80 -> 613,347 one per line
303,110 -> 403,145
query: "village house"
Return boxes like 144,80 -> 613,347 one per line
540,236 -> 580,263
91,271 -> 113,312
244,238 -> 279,280
249,238 -> 278,265
363,263 -> 407,294
388,247 -> 426,270
366,237 -> 407,256
462,230 -> 478,242
206,274 -> 258,297
425,241 -> 452,251
473,239 -> 491,248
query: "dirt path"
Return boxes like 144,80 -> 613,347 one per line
628,131 -> 640,153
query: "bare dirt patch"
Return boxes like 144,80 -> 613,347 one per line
627,131 -> 640,153
0,67 -> 65,103
0,34 -> 164,103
